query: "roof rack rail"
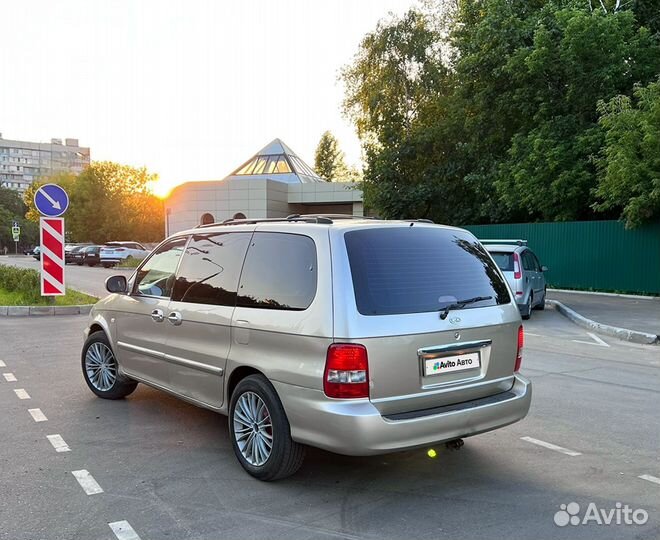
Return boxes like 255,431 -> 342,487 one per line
403,218 -> 434,224
287,213 -> 378,221
479,238 -> 528,246
195,215 -> 334,228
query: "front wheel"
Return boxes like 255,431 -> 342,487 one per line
82,331 -> 137,399
229,375 -> 305,481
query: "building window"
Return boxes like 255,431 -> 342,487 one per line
200,213 -> 215,226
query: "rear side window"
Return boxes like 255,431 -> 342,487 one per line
172,232 -> 251,306
344,227 -> 510,316
237,232 -> 317,311
489,252 -> 514,272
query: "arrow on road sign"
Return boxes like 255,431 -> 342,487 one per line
38,187 -> 62,210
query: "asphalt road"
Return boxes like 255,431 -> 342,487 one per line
0,256 -> 128,299
0,309 -> 658,540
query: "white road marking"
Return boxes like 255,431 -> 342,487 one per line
0,360 -> 6,367
71,469 -> 104,495
47,434 -> 71,453
109,521 -> 142,540
639,474 -> 660,486
14,389 -> 30,400
28,408 -> 48,422
3,373 -> 17,382
572,332 -> 610,347
520,436 -> 582,456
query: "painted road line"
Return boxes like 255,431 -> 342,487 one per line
0,360 -> 6,367
520,436 -> 582,456
14,389 -> 30,400
3,373 -> 17,382
109,521 -> 142,540
572,332 -> 610,348
639,474 -> 660,486
28,408 -> 48,422
46,434 -> 71,453
71,470 -> 104,495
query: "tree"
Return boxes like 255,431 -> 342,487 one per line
314,131 -> 344,181
313,131 -> 362,182
24,162 -> 164,243
0,187 -> 38,250
594,79 -> 660,227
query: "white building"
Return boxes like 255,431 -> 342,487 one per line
0,134 -> 90,193
165,139 -> 364,235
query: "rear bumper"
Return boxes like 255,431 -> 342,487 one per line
274,374 -> 531,456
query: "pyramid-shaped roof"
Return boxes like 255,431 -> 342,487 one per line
225,138 -> 326,184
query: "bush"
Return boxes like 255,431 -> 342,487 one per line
0,266 -> 42,304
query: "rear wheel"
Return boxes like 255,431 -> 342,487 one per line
229,374 -> 305,481
535,288 -> 546,310
82,331 -> 137,399
521,293 -> 532,320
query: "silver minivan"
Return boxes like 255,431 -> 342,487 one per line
82,217 -> 532,480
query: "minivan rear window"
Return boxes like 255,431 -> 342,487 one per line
344,227 -> 510,316
489,252 -> 514,272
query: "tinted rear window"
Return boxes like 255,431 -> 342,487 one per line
344,227 -> 510,316
489,252 -> 514,272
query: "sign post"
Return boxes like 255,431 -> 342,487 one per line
11,221 -> 20,254
34,184 -> 69,297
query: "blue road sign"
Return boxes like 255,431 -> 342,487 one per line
34,184 -> 69,217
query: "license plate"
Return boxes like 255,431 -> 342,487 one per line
424,352 -> 480,376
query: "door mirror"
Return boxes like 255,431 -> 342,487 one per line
105,275 -> 128,294
541,265 -> 548,272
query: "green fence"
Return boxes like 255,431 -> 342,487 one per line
464,220 -> 660,295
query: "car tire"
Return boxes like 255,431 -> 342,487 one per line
229,374 -> 305,481
81,331 -> 138,399
535,288 -> 546,311
521,294 -> 532,320
102,263 -> 111,268
88,262 -> 96,267
77,262 -> 83,266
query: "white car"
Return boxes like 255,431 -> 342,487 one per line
99,241 -> 149,267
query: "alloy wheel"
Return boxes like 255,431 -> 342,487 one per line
233,391 -> 273,466
85,342 -> 118,392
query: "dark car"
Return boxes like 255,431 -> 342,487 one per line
82,245 -> 102,267
32,246 -> 41,260
66,245 -> 91,265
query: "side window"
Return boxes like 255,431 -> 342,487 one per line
521,251 -> 533,271
237,233 -> 317,311
134,238 -> 187,298
531,252 -> 541,271
172,232 -> 252,306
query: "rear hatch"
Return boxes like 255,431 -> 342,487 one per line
488,251 -> 518,294
100,246 -> 126,260
336,225 -> 521,416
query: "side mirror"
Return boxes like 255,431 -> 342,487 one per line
105,275 -> 128,294
541,265 -> 548,272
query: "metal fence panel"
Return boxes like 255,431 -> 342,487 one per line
464,220 -> 660,294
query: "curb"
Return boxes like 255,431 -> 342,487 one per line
546,299 -> 659,346
0,304 -> 94,317
548,288 -> 659,301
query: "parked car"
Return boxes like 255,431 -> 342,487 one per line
32,246 -> 41,260
81,245 -> 102,267
100,241 -> 149,268
482,240 -> 547,319
23,247 -> 37,256
82,217 -> 531,481
66,245 -> 90,265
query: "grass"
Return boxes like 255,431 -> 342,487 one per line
116,257 -> 144,268
0,287 -> 97,306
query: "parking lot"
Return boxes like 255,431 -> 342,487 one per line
1,306 -> 659,540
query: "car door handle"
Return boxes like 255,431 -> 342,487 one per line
151,309 -> 164,323
167,311 -> 183,326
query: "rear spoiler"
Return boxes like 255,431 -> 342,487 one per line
479,239 -> 528,246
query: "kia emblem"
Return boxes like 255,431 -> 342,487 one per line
454,332 -> 461,340
449,317 -> 461,324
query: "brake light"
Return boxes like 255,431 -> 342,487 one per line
513,253 -> 522,280
515,325 -> 523,372
115,247 -> 126,252
324,344 -> 369,399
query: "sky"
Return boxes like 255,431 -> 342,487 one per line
1,0 -> 415,197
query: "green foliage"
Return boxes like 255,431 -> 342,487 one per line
0,265 -> 97,305
314,131 -> 362,182
0,187 -> 39,250
342,0 -> 660,226
25,162 -> 165,243
595,79 -> 660,227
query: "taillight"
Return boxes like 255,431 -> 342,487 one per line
115,247 -> 126,252
513,253 -> 522,280
323,344 -> 369,399
515,325 -> 524,372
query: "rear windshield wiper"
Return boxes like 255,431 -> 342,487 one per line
439,296 -> 493,320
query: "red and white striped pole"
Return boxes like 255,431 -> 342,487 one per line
39,217 -> 66,296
